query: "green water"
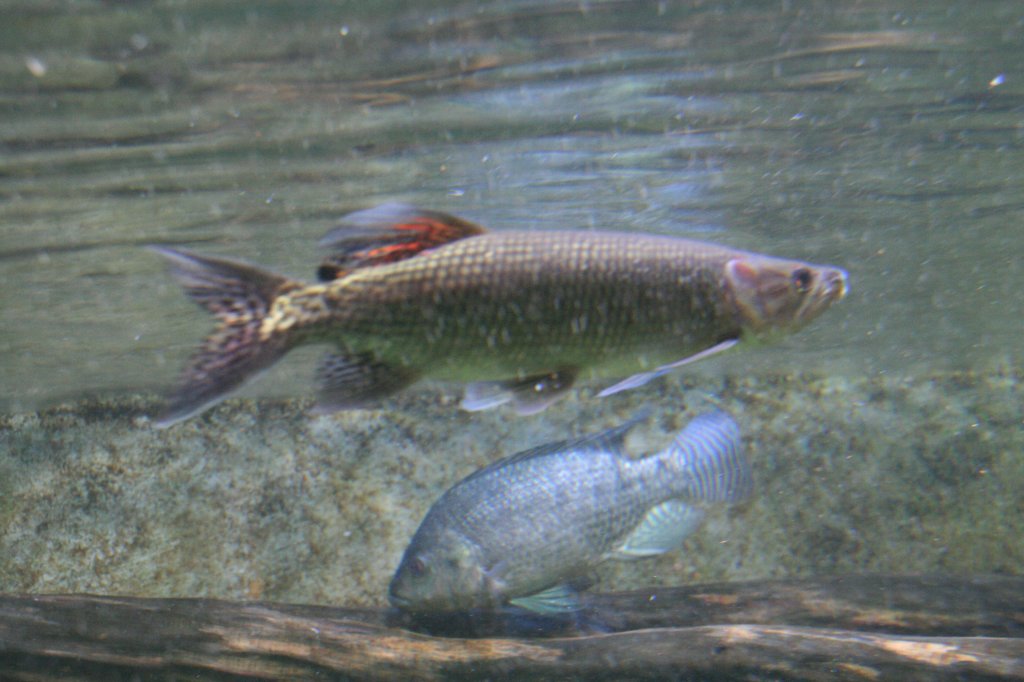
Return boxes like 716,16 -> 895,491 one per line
2,0 -> 1020,410
0,0 -> 1021,621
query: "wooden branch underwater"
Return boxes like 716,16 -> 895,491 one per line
0,575 -> 1021,681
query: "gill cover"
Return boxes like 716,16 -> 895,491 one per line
725,257 -> 818,333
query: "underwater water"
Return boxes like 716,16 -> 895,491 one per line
0,0 -> 1022,671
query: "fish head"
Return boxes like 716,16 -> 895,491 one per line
388,528 -> 499,611
724,256 -> 848,339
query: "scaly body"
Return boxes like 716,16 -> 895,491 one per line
153,204 -> 848,425
388,411 -> 750,613
284,230 -> 740,378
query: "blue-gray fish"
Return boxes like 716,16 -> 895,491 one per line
151,203 -> 847,426
388,410 -> 750,614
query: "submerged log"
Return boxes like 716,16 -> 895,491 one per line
0,575 -> 1021,681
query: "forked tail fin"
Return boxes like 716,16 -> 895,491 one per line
150,247 -> 299,428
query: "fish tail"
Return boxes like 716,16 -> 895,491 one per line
666,411 -> 752,503
150,246 -> 301,427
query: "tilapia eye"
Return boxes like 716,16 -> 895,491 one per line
792,268 -> 813,294
408,556 -> 427,576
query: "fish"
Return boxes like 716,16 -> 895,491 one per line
388,410 -> 751,614
151,203 -> 848,426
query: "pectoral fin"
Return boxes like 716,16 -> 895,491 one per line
509,584 -> 581,614
313,352 -> 419,411
597,338 -> 738,398
461,369 -> 577,415
610,500 -> 705,559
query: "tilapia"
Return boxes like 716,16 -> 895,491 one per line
152,204 -> 848,426
388,410 -> 750,614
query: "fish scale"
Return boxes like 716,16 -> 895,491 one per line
151,203 -> 847,425
388,411 -> 751,613
306,232 -> 740,371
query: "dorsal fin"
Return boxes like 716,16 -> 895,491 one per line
456,412 -> 650,487
316,203 -> 487,281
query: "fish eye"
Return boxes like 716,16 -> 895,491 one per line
792,268 -> 813,293
408,556 -> 428,576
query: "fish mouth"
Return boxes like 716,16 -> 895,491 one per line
823,267 -> 849,301
793,266 -> 848,324
388,592 -> 412,609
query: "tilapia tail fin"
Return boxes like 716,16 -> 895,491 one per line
667,411 -> 752,503
316,203 -> 487,280
150,246 -> 298,428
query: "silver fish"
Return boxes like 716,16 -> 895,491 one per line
388,410 -> 750,614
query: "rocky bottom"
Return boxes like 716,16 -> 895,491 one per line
0,368 -> 1020,606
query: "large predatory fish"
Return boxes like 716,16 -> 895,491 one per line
151,203 -> 848,426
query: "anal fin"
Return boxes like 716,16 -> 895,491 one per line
609,500 -> 705,560
313,351 -> 419,412
461,369 -> 577,415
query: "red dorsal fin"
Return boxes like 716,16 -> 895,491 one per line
316,203 -> 487,280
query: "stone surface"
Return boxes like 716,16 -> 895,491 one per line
1,370 -> 1020,607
